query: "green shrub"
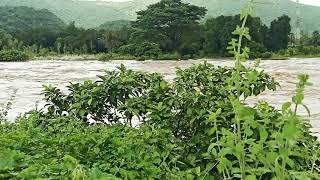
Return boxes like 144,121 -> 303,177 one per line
0,115 -> 196,179
157,52 -> 180,60
248,41 -> 271,58
297,45 -> 320,55
0,50 -> 29,62
97,53 -> 136,61
118,43 -> 136,56
276,46 -> 320,57
119,42 -> 161,59
178,43 -> 198,58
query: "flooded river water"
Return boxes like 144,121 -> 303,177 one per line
1,59 -> 320,138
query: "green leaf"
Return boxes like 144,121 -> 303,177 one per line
244,128 -> 253,137
79,109 -> 86,117
283,123 -> 297,139
245,175 -> 256,180
282,102 -> 292,112
238,106 -> 255,120
88,98 -> 93,105
259,127 -> 268,142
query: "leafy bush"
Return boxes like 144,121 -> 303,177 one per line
296,45 -> 320,56
276,46 -> 320,57
203,2 -> 320,178
0,50 -> 29,62
41,63 -> 277,126
178,43 -> 198,59
0,115 -> 197,179
248,41 -> 272,59
119,42 -> 161,59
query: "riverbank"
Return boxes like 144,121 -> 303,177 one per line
31,54 -> 320,61
34,54 -> 97,61
2,49 -> 320,61
270,54 -> 320,60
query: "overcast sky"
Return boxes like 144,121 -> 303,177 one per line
81,0 -> 320,6
295,0 -> 320,6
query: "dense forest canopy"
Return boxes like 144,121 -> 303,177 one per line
98,20 -> 132,31
0,1 -> 297,59
0,0 -> 320,32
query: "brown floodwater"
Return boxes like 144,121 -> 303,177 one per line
1,59 -> 319,138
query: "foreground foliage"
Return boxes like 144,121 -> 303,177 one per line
1,1 -> 320,179
0,116 -> 196,179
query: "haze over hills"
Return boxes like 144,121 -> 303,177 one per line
0,6 -> 65,34
0,0 -> 130,28
0,0 -> 319,32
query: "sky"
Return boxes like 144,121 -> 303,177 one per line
80,0 -> 320,7
295,0 -> 320,6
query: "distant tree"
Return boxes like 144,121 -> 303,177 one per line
299,31 -> 311,46
16,27 -> 59,48
134,0 -> 207,53
267,15 -> 291,51
310,31 -> 320,46
104,27 -> 131,52
204,15 -> 269,55
204,16 -> 237,55
0,30 -> 12,50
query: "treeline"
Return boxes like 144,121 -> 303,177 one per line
0,0 -> 319,60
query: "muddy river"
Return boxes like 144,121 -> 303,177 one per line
1,59 -> 319,137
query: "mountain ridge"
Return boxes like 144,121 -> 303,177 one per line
0,0 -> 319,32
0,6 -> 65,34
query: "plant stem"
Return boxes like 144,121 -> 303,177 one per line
294,103 -> 298,115
235,11 -> 249,180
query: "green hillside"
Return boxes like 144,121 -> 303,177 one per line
0,0 -> 129,28
0,0 -> 319,32
113,0 -> 320,32
0,6 -> 65,34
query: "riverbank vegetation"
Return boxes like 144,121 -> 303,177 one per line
0,50 -> 29,62
1,0 -> 320,179
1,1 -> 319,61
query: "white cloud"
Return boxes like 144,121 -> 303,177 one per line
291,0 -> 320,6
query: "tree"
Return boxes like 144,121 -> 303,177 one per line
134,0 -> 207,53
204,15 -> 269,55
0,30 -> 13,50
310,31 -> 320,46
104,27 -> 131,52
267,15 -> 291,51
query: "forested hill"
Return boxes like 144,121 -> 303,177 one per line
109,0 -> 320,32
0,6 -> 65,34
0,0 -> 130,28
0,0 -> 320,32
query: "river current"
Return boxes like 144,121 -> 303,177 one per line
1,59 -> 319,137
